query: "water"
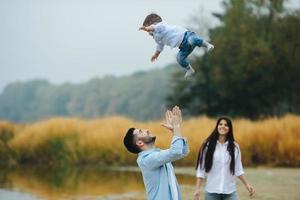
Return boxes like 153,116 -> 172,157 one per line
0,166 -> 195,200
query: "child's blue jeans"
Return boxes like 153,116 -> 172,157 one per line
176,31 -> 203,70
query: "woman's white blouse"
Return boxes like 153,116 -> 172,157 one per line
196,141 -> 244,194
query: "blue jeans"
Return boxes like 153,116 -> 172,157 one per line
176,31 -> 203,70
205,191 -> 239,200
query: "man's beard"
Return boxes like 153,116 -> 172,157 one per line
142,136 -> 156,144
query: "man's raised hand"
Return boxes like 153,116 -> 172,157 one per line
161,106 -> 182,134
172,106 -> 182,127
161,110 -> 173,131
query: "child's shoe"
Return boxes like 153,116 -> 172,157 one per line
206,43 -> 214,52
202,41 -> 214,52
184,66 -> 195,79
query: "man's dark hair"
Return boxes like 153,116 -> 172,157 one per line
143,13 -> 162,26
123,127 -> 141,154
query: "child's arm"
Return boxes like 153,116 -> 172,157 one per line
139,24 -> 164,62
139,25 -> 155,32
151,51 -> 160,62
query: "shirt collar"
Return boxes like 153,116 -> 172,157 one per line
217,140 -> 228,146
138,147 -> 157,156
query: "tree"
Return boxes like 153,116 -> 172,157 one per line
167,0 -> 300,119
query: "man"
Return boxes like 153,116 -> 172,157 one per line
123,106 -> 189,200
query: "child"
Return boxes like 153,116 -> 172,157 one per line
139,13 -> 214,79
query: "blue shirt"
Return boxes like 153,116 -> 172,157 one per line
151,22 -> 187,52
137,136 -> 189,200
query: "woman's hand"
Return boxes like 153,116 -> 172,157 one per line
193,188 -> 201,200
246,183 -> 255,197
238,175 -> 255,197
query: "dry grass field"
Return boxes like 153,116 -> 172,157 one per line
0,114 -> 299,166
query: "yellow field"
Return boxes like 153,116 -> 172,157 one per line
0,115 -> 300,166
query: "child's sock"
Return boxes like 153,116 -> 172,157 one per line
184,65 -> 195,79
202,41 -> 214,52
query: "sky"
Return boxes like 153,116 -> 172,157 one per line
0,0 -> 299,92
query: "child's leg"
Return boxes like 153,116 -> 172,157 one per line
188,33 -> 214,51
187,33 -> 203,47
176,49 -> 194,70
176,49 -> 195,78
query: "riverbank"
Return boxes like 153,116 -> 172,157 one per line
0,166 -> 299,199
105,167 -> 300,200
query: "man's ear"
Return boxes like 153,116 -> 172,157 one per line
136,140 -> 144,148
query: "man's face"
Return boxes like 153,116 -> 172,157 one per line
133,129 -> 156,144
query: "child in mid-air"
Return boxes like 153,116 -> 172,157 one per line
139,13 -> 214,78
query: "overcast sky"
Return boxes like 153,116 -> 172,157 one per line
1,0 -> 299,91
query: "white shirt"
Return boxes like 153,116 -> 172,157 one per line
151,22 -> 187,52
196,141 -> 244,194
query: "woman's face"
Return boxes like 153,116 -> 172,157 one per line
217,119 -> 230,135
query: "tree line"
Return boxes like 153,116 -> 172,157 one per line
167,0 -> 300,119
0,67 -> 175,122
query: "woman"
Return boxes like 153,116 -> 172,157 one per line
193,116 -> 255,200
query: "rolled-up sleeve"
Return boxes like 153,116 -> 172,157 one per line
156,43 -> 164,52
235,145 -> 244,176
196,148 -> 206,178
196,165 -> 206,178
182,137 -> 189,157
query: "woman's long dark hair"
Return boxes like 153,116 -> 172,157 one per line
195,116 -> 236,175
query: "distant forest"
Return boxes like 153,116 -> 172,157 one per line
0,66 -> 175,122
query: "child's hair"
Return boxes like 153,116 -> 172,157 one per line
143,13 -> 162,26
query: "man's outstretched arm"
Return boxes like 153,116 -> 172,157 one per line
141,106 -> 189,169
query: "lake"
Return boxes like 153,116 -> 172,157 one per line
0,166 -> 195,200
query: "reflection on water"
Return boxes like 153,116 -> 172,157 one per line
0,166 -> 195,200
